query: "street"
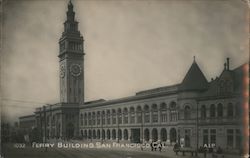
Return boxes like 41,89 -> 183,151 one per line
1,143 -> 181,158
2,143 -> 242,158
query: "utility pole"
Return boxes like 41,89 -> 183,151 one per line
141,110 -> 144,144
101,113 -> 103,144
117,112 -> 120,143
43,106 -> 47,152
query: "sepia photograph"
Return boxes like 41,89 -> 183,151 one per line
0,0 -> 249,158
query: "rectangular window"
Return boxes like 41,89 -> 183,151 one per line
203,129 -> 208,145
227,129 -> 234,148
210,129 -> 216,145
235,129 -> 241,148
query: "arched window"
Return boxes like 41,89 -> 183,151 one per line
217,103 -> 223,117
152,128 -> 158,142
88,112 -> 92,125
102,129 -> 105,139
107,110 -> 111,125
92,112 -> 96,125
144,129 -> 150,141
184,106 -> 191,119
160,128 -> 167,141
80,113 -> 83,126
144,105 -> 150,123
210,104 -> 215,118
102,111 -> 105,125
136,106 -> 142,123
117,108 -> 122,124
112,109 -> 116,124
97,111 -> 101,125
130,107 -> 135,124
235,103 -> 240,117
152,104 -> 158,123
97,130 -> 100,139
160,103 -> 167,122
93,130 -> 96,139
84,113 -> 87,125
107,129 -> 111,139
118,129 -> 122,140
227,103 -> 234,117
201,105 -> 206,119
123,108 -> 128,124
124,129 -> 128,140
170,102 -> 177,121
112,129 -> 116,140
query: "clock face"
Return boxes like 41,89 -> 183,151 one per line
70,64 -> 81,76
60,65 -> 65,78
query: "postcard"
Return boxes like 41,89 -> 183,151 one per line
1,0 -> 249,158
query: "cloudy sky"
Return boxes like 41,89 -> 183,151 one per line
1,0 -> 249,122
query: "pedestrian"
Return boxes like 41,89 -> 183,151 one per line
158,142 -> 162,152
150,142 -> 153,151
204,146 -> 207,158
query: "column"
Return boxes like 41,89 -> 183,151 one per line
128,128 -> 131,142
158,110 -> 161,124
158,128 -> 161,142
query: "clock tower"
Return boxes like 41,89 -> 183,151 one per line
59,0 -> 84,104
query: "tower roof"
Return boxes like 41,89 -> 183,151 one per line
179,59 -> 208,91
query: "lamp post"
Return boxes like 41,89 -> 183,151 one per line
43,106 -> 47,152
101,113 -> 103,144
141,110 -> 144,144
117,112 -> 120,143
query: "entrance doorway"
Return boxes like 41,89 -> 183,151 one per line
66,123 -> 74,139
131,128 -> 140,143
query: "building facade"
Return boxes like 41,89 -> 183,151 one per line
19,1 -> 247,153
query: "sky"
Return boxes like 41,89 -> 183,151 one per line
1,0 -> 249,123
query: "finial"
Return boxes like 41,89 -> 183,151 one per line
226,57 -> 230,70
68,0 -> 73,8
193,56 -> 196,62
